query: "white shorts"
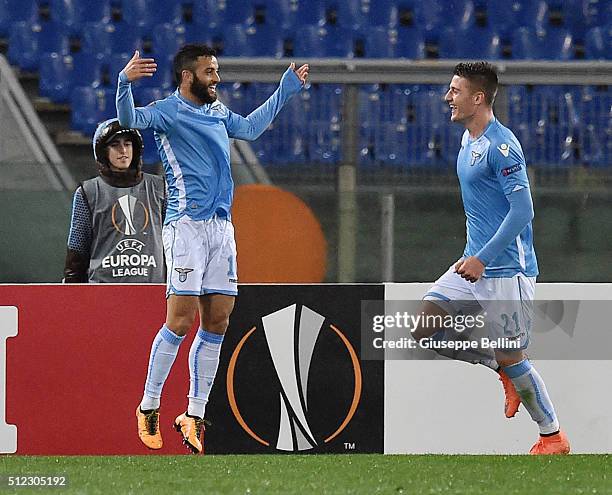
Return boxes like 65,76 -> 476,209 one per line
162,215 -> 238,297
423,264 -> 536,349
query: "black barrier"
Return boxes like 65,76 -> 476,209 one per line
206,285 -> 384,454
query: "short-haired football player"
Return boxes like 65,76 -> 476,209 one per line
412,62 -> 570,455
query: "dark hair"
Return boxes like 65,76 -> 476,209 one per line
173,43 -> 217,85
453,62 -> 498,105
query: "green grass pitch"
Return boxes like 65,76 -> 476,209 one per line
1,454 -> 610,494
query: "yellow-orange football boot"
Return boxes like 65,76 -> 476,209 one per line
136,406 -> 162,450
174,412 -> 207,454
529,430 -> 571,455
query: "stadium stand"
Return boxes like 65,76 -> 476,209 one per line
0,0 -> 609,168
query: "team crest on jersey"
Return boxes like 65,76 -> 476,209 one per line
497,143 -> 510,157
174,267 -> 194,282
470,150 -> 482,165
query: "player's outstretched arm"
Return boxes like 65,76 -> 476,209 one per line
116,51 -> 175,131
225,62 -> 309,141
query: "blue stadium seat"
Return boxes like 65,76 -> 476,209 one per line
70,51 -> 104,87
146,23 -> 186,60
413,2 -> 444,32
4,0 -> 37,24
585,26 -> 611,60
293,25 -> 353,57
311,84 -> 342,122
186,0 -> 215,26
183,19 -> 213,44
222,24 -> 250,56
49,0 -> 81,32
133,54 -> 174,89
438,26 -> 501,59
372,123 -> 411,166
309,120 -> 341,164
395,26 -> 426,59
107,21 -> 142,54
75,0 -> 110,23
483,0 -> 521,36
121,0 -> 181,28
538,28 -> 575,60
515,1 -> 549,33
293,0 -> 326,27
108,52 -> 130,84
132,86 -> 166,107
359,27 -> 395,58
532,86 -> 567,125
511,27 -> 539,60
334,0 -> 363,29
70,86 -> 113,136
584,0 -> 612,28
8,21 -> 69,71
455,0 -> 477,31
39,51 -> 73,103
0,0 -> 9,37
546,0 -> 586,35
218,82 -> 254,116
252,0 -> 292,29
245,24 -> 284,57
80,21 -> 112,56
361,0 -> 397,28
507,85 -> 529,127
359,85 -> 394,126
215,0 -> 255,26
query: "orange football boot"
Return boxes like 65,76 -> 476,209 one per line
498,369 -> 521,418
174,413 -> 207,454
136,406 -> 162,449
530,430 -> 571,455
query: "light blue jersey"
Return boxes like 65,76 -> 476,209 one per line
457,117 -> 538,278
116,68 -> 303,223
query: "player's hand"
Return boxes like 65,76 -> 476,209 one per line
122,50 -> 157,82
454,258 -> 464,272
455,256 -> 485,283
290,62 -> 309,84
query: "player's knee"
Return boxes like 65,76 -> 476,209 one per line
495,350 -> 526,368
204,309 -> 231,334
166,310 -> 198,336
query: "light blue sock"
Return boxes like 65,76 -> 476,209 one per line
187,328 -> 224,419
140,325 -> 185,411
503,359 -> 560,434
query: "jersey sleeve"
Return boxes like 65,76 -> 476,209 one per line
487,141 -> 530,196
116,71 -> 177,132
224,67 -> 303,141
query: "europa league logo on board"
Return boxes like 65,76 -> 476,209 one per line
227,304 -> 362,451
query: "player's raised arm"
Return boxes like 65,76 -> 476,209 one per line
225,63 -> 309,141
116,51 -> 175,132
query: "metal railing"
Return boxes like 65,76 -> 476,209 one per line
0,54 -> 74,190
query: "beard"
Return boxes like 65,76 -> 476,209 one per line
191,75 -> 217,104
